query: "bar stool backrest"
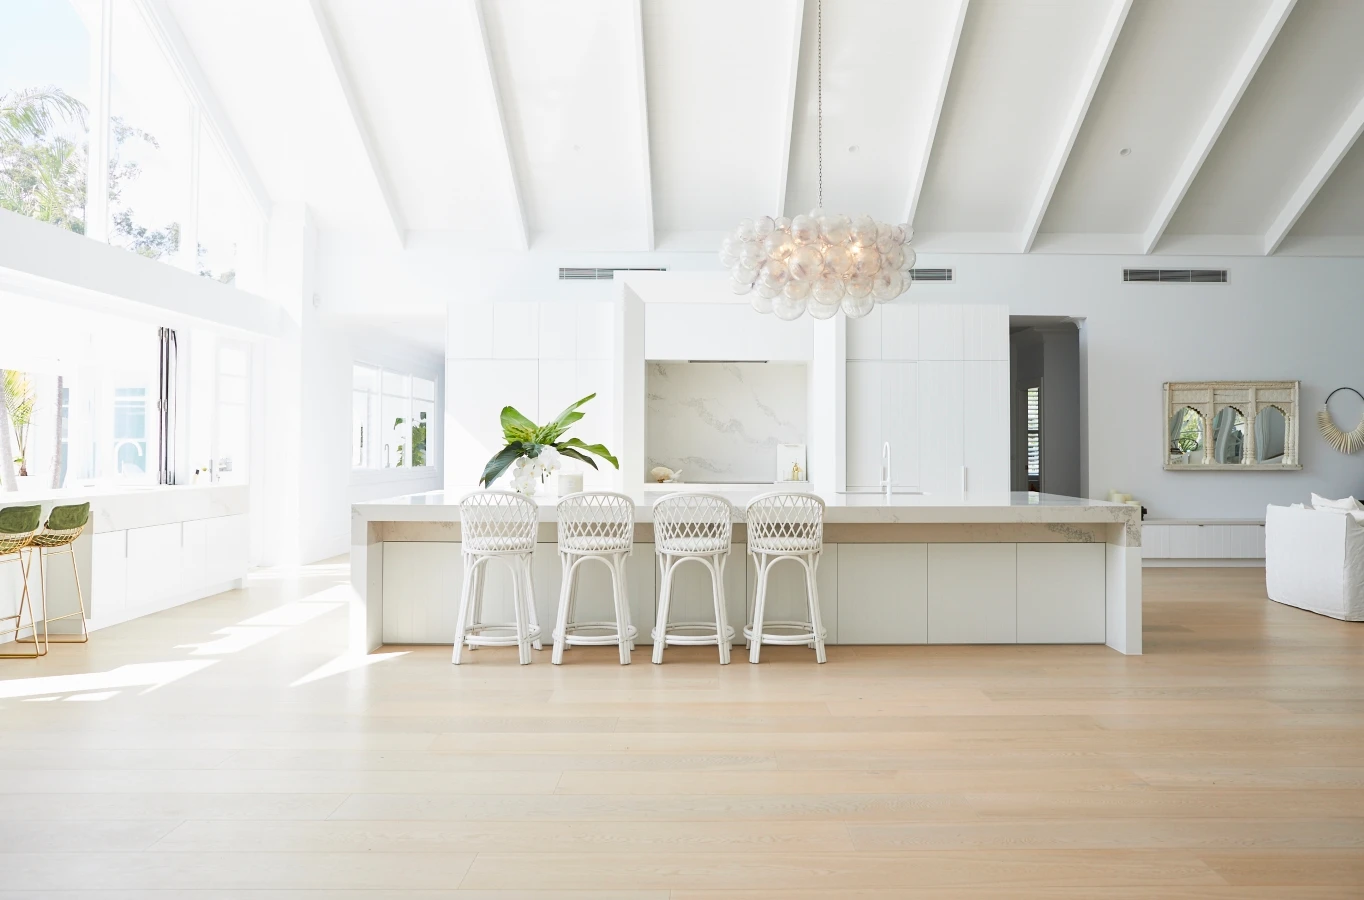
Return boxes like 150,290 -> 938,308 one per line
745,492 -> 825,552
458,491 -> 538,553
0,505 -> 41,554
653,492 -> 734,553
557,492 -> 635,551
33,502 -> 90,548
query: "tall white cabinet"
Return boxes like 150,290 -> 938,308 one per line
845,303 -> 1009,493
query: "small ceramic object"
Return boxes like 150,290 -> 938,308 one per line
650,466 -> 681,483
557,472 -> 584,496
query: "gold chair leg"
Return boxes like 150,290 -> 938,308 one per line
1,550 -> 42,659
20,546 -> 88,646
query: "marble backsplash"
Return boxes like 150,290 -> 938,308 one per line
647,362 -> 807,483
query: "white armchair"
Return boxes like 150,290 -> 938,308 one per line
1265,504 -> 1364,621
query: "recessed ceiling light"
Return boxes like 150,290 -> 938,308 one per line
1119,147 -> 1132,156
848,144 -> 858,153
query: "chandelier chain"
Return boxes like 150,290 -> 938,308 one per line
816,0 -> 822,211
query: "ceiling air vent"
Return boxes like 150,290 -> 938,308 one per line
1123,268 -> 1227,284
908,268 -> 953,282
558,267 -> 667,281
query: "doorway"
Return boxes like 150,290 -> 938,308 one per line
1010,318 -> 1082,496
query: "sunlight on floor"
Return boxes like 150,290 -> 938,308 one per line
0,660 -> 217,700
290,650 -> 410,687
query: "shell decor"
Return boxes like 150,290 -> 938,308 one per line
650,466 -> 682,483
1318,388 -> 1364,455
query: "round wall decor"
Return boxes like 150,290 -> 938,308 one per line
1318,387 -> 1364,454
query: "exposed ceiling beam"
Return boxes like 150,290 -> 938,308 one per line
1140,0 -> 1296,254
774,0 -> 805,217
137,0 -> 271,220
1020,0 -> 1131,253
471,0 -> 528,251
902,0 -> 969,228
1263,92 -> 1364,255
303,0 -> 406,249
630,0 -> 654,251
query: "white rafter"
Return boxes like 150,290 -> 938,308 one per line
471,0 -> 528,251
1264,92 -> 1364,255
902,0 -> 969,228
138,0 -> 272,221
1020,0 -> 1131,253
629,0 -> 654,251
774,0 -> 805,218
303,0 -> 406,249
1140,0 -> 1297,255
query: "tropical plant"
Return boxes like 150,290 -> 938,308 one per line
479,393 -> 618,488
2,370 -> 36,476
0,87 -> 86,144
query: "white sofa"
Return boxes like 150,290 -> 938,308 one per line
1265,504 -> 1364,621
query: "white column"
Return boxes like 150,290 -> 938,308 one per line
84,0 -> 113,244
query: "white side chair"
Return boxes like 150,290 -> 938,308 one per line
553,492 -> 637,665
744,491 -> 828,664
651,492 -> 735,665
453,491 -> 542,665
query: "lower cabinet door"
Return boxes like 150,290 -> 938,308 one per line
837,544 -> 928,644
927,543 -> 1017,644
1016,543 -> 1106,643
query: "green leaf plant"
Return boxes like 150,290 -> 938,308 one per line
479,393 -> 619,488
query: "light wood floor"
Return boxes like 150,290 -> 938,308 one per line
0,562 -> 1361,897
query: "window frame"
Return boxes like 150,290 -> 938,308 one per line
352,363 -> 436,472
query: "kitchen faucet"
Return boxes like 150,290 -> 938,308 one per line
880,441 -> 892,499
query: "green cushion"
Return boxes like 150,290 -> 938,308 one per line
45,502 -> 90,531
0,505 -> 41,535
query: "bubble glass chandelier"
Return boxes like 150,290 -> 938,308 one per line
719,0 -> 916,321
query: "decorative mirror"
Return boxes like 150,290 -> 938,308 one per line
1163,381 -> 1300,471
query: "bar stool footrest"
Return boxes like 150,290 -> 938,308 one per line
555,622 -> 639,646
653,621 -> 736,645
462,623 -> 543,647
743,620 -> 827,645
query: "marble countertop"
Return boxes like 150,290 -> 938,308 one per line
0,483 -> 250,533
355,488 -> 1139,527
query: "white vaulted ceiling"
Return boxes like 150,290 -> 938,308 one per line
163,0 -> 1364,256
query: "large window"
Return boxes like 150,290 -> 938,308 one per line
0,0 -> 92,233
353,364 -> 435,470
213,341 -> 249,482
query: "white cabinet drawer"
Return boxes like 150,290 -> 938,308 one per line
927,543 -> 1016,644
837,544 -> 928,644
1144,523 -> 1265,559
1017,543 -> 1105,643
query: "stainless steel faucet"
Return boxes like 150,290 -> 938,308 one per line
880,441 -> 892,499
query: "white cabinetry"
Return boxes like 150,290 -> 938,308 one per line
1017,543 -> 1105,643
927,543 -> 1017,644
206,514 -> 249,586
126,523 -> 182,611
846,361 -> 920,489
1142,521 -> 1266,563
837,544 -> 927,643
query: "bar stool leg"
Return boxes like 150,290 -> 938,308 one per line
523,552 -> 542,651
451,555 -> 476,665
652,553 -> 674,665
711,554 -> 730,665
805,553 -> 827,664
618,555 -> 636,652
611,554 -> 631,665
510,558 -> 531,666
552,553 -> 573,665
1,550 -> 41,659
749,553 -> 769,665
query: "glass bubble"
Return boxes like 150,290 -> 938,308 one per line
901,224 -> 915,243
720,250 -> 738,268
821,213 -> 851,245
883,245 -> 905,271
876,222 -> 894,253
732,278 -> 754,296
846,273 -> 873,299
809,206 -> 825,220
731,261 -> 759,284
901,245 -> 917,271
763,230 -> 795,261
783,279 -> 811,301
889,224 -> 905,246
788,243 -> 823,282
812,270 -> 845,305
760,259 -> 790,288
807,297 -> 839,319
735,218 -> 756,242
791,214 -> 819,243
823,244 -> 853,275
872,269 -> 903,302
751,291 -> 774,314
775,216 -> 792,232
896,274 -> 912,299
739,240 -> 765,269
756,282 -> 779,300
754,215 -> 775,239
773,292 -> 807,321
841,291 -> 875,319
853,246 -> 882,277
852,215 -> 878,247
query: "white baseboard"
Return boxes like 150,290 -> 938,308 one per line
1143,558 -> 1265,568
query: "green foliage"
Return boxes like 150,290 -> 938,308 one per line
479,393 -> 619,487
2,370 -> 35,475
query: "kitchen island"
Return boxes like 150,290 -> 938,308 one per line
352,489 -> 1141,655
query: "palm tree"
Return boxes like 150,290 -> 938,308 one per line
0,87 -> 86,143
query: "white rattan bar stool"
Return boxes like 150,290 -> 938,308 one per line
744,491 -> 828,664
452,491 -> 542,665
651,492 -> 735,664
552,492 -> 637,665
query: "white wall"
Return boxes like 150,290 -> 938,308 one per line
317,238 -> 1364,520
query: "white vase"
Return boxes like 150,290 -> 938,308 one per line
13,474 -> 43,493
